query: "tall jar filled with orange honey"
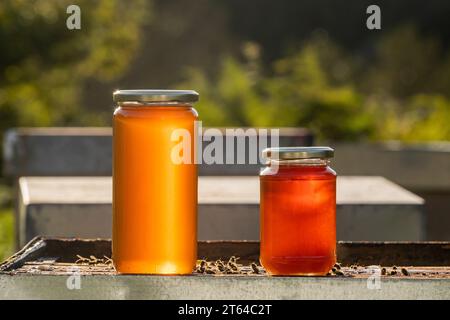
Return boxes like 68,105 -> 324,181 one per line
112,89 -> 199,274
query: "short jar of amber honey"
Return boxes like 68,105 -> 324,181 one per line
112,89 -> 199,274
260,147 -> 336,276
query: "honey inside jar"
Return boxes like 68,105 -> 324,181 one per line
260,147 -> 336,276
112,90 -> 198,275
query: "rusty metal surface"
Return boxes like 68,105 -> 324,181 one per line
1,237 -> 450,279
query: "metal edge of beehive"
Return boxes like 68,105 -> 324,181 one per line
1,237 -> 450,274
0,238 -> 262,273
0,236 -> 46,272
0,236 -> 113,272
337,241 -> 450,266
1,273 -> 450,300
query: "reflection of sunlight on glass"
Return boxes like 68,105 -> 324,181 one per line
159,262 -> 178,274
367,266 -> 381,290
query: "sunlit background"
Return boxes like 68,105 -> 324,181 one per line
1,0 -> 450,259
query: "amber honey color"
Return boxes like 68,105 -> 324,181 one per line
260,163 -> 336,275
113,103 -> 198,274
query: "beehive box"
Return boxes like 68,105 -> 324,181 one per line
1,237 -> 450,299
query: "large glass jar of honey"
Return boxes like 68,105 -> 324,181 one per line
112,89 -> 199,274
260,147 -> 336,276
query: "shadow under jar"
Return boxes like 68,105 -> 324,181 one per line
260,147 -> 336,276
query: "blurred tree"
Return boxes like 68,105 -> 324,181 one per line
0,0 -> 149,131
180,25 -> 450,142
363,25 -> 442,98
178,57 -> 268,127
1,0 -> 448,143
219,0 -> 450,64
263,36 -> 374,140
83,0 -> 235,119
361,25 -> 450,141
372,94 -> 450,141
180,35 -> 375,140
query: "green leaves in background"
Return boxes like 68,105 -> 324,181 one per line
0,0 -> 149,129
0,1 -> 449,142
180,26 -> 450,141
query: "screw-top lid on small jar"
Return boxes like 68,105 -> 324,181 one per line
113,89 -> 199,104
262,146 -> 334,160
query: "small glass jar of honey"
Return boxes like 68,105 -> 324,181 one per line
259,147 -> 336,276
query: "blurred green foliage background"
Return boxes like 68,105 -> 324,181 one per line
0,0 -> 148,132
182,27 -> 450,141
1,0 -> 449,144
0,184 -> 12,260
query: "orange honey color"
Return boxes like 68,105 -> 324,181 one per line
113,103 -> 198,274
260,163 -> 336,275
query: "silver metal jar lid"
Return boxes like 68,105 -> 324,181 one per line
262,147 -> 334,160
113,89 -> 199,104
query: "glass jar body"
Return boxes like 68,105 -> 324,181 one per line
112,103 -> 198,274
260,160 -> 336,275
